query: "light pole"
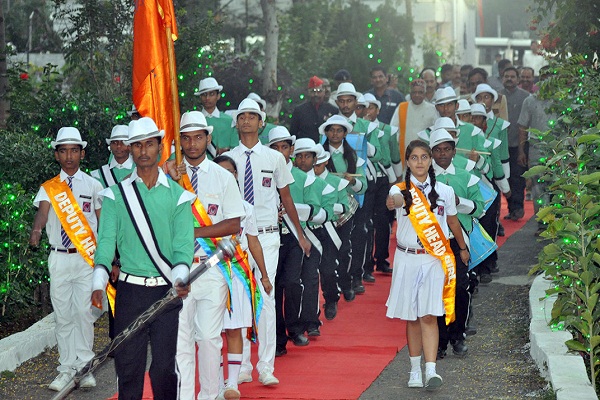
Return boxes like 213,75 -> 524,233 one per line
27,10 -> 35,67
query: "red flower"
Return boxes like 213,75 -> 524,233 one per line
20,73 -> 29,80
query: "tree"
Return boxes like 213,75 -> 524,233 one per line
260,0 -> 281,119
529,0 -> 600,59
0,1 -> 8,129
3,0 -> 62,53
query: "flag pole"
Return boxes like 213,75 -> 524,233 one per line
165,23 -> 183,177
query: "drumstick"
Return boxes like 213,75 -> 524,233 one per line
456,148 -> 491,156
331,172 -> 362,177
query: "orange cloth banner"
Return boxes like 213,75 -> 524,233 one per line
395,181 -> 456,324
132,0 -> 179,164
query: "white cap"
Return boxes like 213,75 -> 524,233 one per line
195,77 -> 223,96
429,129 -> 456,148
51,127 -> 87,149
180,111 -> 214,135
293,138 -> 317,156
471,83 -> 498,103
335,82 -> 358,99
314,143 -> 331,164
318,115 -> 354,137
362,93 -> 381,109
231,98 -> 266,121
470,103 -> 488,118
456,99 -> 471,115
432,117 -> 458,132
356,93 -> 366,106
433,87 -> 458,105
125,117 -> 165,145
105,125 -> 129,145
126,104 -> 138,116
246,92 -> 266,110
267,126 -> 296,146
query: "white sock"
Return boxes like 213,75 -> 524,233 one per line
409,355 -> 421,372
425,362 -> 436,376
219,354 -> 224,388
227,353 -> 243,389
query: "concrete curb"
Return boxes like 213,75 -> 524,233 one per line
0,312 -> 56,372
529,274 -> 598,399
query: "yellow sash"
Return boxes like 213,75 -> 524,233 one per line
396,181 -> 456,324
43,175 -> 116,313
42,175 -> 96,265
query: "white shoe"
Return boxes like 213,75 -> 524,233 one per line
258,371 -> 279,386
237,371 -> 253,384
48,372 -> 73,392
425,372 -> 443,391
222,384 -> 241,400
79,373 -> 96,388
408,370 -> 423,388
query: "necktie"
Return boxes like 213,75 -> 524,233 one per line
189,166 -> 202,255
60,177 -> 73,248
243,151 -> 254,205
417,182 -> 429,192
189,166 -> 199,194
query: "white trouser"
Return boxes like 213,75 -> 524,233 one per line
48,251 -> 95,374
177,265 -> 228,400
241,232 -> 279,375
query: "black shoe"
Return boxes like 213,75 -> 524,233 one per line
465,325 -> 477,336
275,346 -> 287,357
353,283 -> 366,294
490,262 -> 500,274
324,302 -> 338,320
479,273 -> 492,284
498,224 -> 505,237
511,208 -> 524,221
307,327 -> 321,337
503,212 -> 514,220
289,333 -> 309,346
437,347 -> 447,360
342,289 -> 355,302
451,340 -> 468,357
363,273 -> 376,283
375,265 -> 393,274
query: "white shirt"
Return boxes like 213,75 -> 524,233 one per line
202,108 -> 221,118
185,157 -> 245,256
34,169 -> 104,247
389,175 -> 457,248
224,142 -> 294,228
390,101 -> 438,145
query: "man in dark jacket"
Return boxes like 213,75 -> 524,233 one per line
290,76 -> 338,142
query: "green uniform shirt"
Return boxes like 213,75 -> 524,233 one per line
484,115 -> 510,180
329,148 -> 368,196
288,165 -> 322,229
95,169 -> 195,277
318,170 -> 351,222
306,171 -> 336,227
204,110 -> 238,152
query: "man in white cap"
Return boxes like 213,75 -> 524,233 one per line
90,124 -> 135,342
455,99 -> 472,123
29,127 -> 103,391
172,111 -> 246,400
90,117 -> 195,399
246,92 -> 278,144
91,125 -> 135,188
196,77 -> 237,156
428,128 -> 485,359
224,99 -> 311,386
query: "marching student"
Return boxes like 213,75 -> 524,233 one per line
29,127 -> 103,392
428,129 -> 485,359
312,143 -> 352,319
320,115 -> 367,302
224,99 -> 311,386
212,154 -> 273,400
91,117 -> 195,399
172,111 -> 246,400
196,77 -> 238,157
268,129 -> 322,353
386,140 -> 470,391
293,139 -> 338,323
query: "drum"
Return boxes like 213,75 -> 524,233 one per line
468,219 -> 497,270
335,193 -> 359,227
478,179 -> 498,212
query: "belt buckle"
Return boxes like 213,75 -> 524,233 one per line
281,226 -> 290,235
144,277 -> 159,287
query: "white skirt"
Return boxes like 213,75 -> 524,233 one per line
386,249 -> 445,321
222,275 -> 253,330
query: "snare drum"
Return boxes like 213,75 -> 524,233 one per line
335,193 -> 359,227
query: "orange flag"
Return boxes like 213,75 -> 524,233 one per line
132,0 -> 179,164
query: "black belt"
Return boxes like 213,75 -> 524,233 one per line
51,247 -> 78,254
396,243 -> 427,255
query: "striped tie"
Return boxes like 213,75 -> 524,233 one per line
190,166 -> 199,194
243,151 -> 254,205
189,166 -> 202,255
60,176 -> 73,248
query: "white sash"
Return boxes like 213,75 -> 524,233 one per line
282,213 -> 323,255
118,181 -> 173,283
324,221 -> 342,250
100,164 -> 117,187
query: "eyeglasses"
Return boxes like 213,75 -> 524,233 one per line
309,88 -> 323,93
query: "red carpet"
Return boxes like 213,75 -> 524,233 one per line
109,198 -> 534,400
